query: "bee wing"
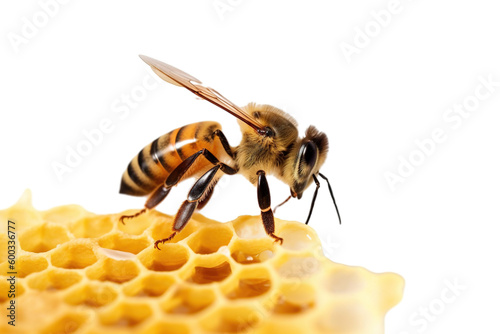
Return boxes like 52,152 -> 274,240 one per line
139,55 -> 266,134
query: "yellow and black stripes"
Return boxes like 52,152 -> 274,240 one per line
120,121 -> 223,197
120,140 -> 169,196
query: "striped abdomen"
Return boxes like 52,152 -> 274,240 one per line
120,121 -> 224,196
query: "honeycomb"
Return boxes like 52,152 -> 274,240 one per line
0,191 -> 403,334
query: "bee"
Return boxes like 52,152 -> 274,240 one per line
120,55 -> 341,249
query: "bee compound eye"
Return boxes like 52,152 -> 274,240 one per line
302,141 -> 318,169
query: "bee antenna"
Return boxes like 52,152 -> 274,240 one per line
305,174 -> 320,225
318,173 -> 342,225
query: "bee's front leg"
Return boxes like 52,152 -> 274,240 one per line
256,170 -> 283,245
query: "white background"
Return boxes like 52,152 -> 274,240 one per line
1,0 -> 499,333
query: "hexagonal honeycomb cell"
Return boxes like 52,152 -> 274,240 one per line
161,286 -> 216,314
0,191 -> 404,334
222,266 -> 272,299
51,239 -> 97,269
230,239 -> 275,264
183,254 -> 233,285
271,282 -> 316,314
19,222 -> 71,253
27,268 -> 83,291
138,243 -> 190,272
0,253 -> 48,278
86,258 -> 140,283
41,312 -> 89,334
123,272 -> 175,297
187,225 -> 233,254
64,282 -> 118,307
99,301 -> 153,327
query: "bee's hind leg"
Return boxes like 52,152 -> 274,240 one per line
196,178 -> 218,210
119,208 -> 146,224
155,164 -> 228,250
119,186 -> 171,224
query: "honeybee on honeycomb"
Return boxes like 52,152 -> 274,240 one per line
118,56 -> 341,249
0,57 -> 403,334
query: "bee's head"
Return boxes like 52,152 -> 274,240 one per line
290,126 -> 328,199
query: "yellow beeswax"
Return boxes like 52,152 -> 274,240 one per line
0,191 -> 403,334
